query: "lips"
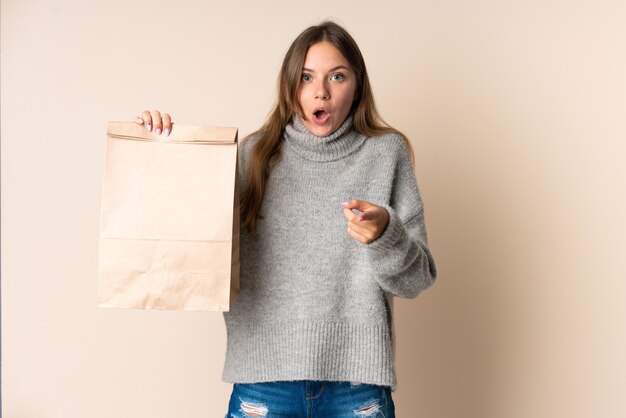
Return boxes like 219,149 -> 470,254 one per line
312,108 -> 330,125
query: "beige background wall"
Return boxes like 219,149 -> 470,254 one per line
2,0 -> 625,417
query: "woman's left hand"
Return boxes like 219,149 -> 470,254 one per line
342,200 -> 390,244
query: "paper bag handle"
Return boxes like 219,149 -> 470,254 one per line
107,121 -> 238,144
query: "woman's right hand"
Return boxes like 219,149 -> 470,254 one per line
134,109 -> 173,136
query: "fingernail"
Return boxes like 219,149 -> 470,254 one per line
146,122 -> 152,131
342,201 -> 350,206
164,128 -> 170,137
135,117 -> 144,124
156,128 -> 162,135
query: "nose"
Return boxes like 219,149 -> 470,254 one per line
314,79 -> 330,100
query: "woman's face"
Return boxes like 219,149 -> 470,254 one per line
297,41 -> 357,137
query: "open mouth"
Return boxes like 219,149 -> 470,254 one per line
312,109 -> 330,124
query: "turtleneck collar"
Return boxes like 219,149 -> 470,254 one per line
283,114 -> 366,162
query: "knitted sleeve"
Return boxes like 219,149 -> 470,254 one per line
365,139 -> 437,298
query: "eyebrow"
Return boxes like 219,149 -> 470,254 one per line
302,65 -> 351,73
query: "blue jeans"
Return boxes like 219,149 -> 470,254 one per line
225,380 -> 395,418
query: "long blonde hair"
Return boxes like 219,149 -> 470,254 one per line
241,21 -> 413,234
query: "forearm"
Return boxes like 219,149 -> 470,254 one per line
365,205 -> 437,298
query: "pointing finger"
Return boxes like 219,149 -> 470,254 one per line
342,199 -> 373,211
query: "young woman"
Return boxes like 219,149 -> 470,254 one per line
135,21 -> 436,418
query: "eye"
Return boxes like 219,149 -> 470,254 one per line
331,73 -> 345,81
301,74 -> 312,83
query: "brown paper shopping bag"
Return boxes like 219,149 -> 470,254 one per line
97,121 -> 239,311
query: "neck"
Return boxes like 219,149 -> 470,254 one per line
283,114 -> 366,162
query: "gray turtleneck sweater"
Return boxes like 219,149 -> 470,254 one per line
222,115 -> 436,390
